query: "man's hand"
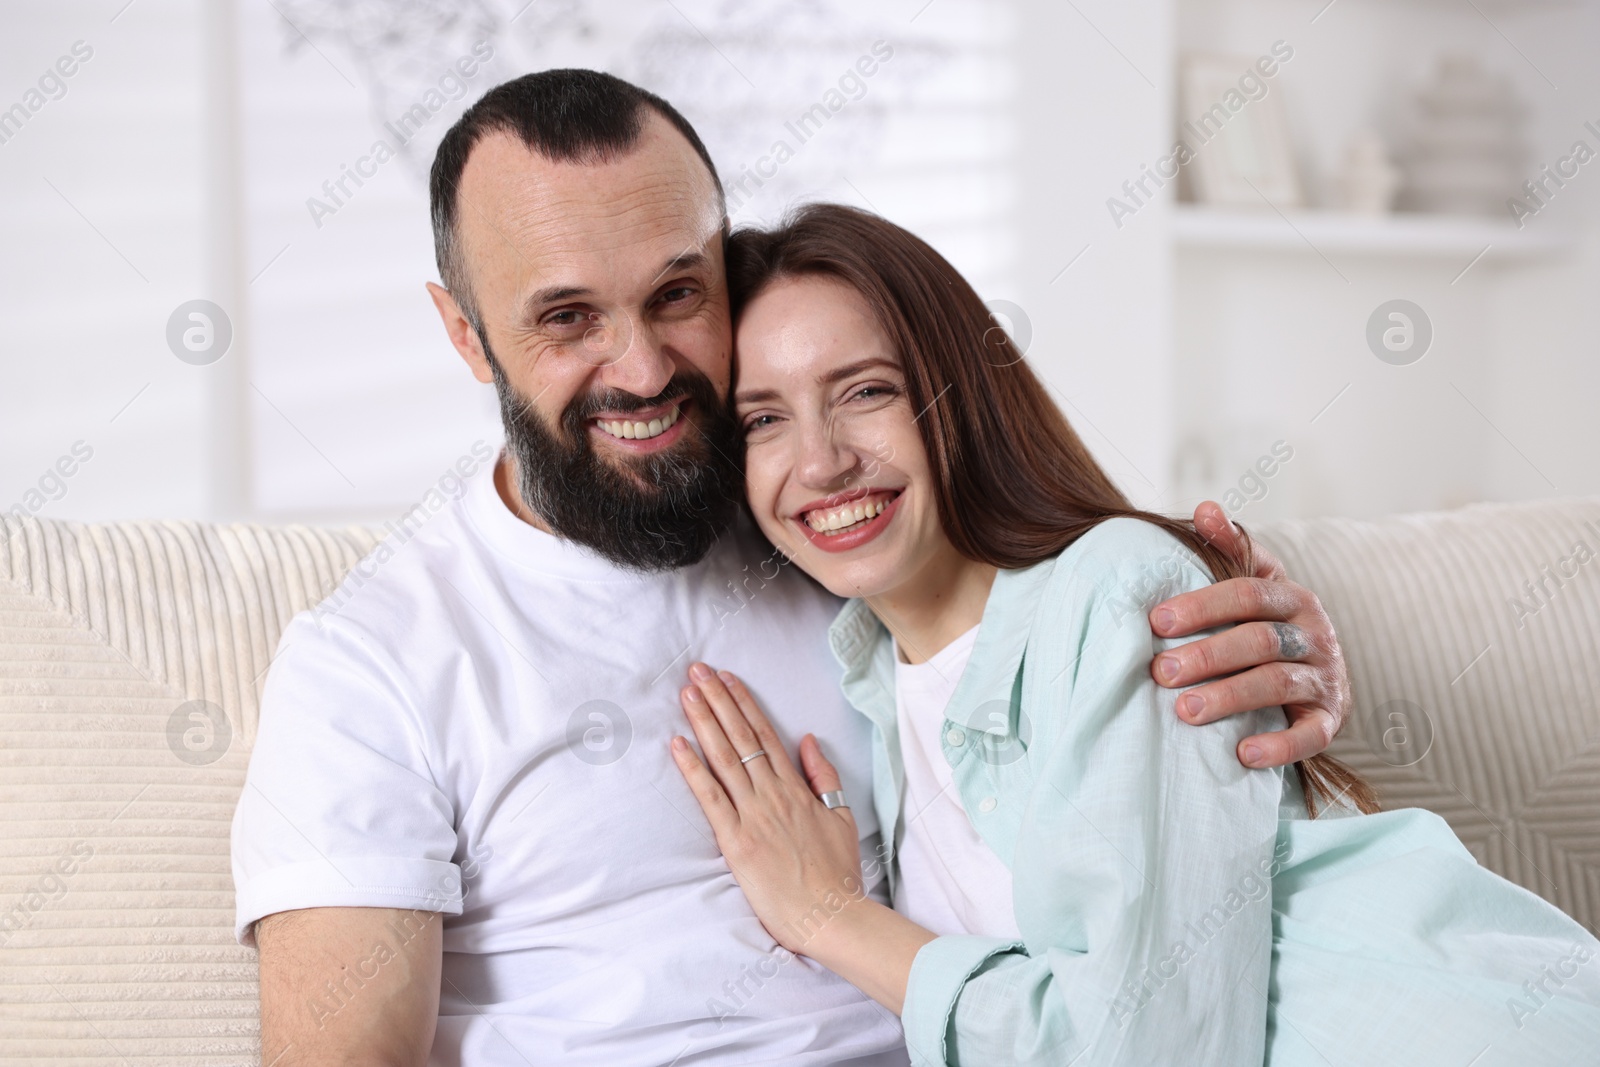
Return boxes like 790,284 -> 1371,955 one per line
1150,500 -> 1351,770
257,906 -> 442,1067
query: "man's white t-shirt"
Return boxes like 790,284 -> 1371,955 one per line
891,627 -> 1020,941
231,453 -> 906,1067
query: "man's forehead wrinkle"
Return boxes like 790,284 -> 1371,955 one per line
509,164 -> 709,233
512,197 -> 710,258
487,191 -> 716,306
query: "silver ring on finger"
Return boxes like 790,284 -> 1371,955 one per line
739,749 -> 768,765
819,790 -> 849,810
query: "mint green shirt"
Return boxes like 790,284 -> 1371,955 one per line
828,518 -> 1600,1066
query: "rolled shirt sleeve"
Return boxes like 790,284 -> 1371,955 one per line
230,613 -> 463,945
902,520 -> 1287,1066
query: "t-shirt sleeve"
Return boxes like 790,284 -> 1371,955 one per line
230,613 -> 463,946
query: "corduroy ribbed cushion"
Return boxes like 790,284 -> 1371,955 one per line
0,518 -> 378,1066
0,501 -> 1595,1064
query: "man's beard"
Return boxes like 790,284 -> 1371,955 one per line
486,352 -> 744,572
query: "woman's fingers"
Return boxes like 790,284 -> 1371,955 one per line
799,735 -> 857,833
798,735 -> 842,795
688,663 -> 774,776
715,669 -> 806,788
669,735 -> 740,838
679,682 -> 755,800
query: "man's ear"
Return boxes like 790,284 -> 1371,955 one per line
427,281 -> 495,384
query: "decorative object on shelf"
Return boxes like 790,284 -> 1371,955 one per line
1401,54 -> 1525,216
1339,130 -> 1401,215
1178,51 -> 1303,210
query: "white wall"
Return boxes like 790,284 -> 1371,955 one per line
1168,0 -> 1596,521
1,0 -> 211,523
1485,1 -> 1600,504
1013,0 -> 1178,510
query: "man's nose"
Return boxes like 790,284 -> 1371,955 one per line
592,314 -> 674,400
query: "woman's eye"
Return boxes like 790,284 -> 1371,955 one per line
851,384 -> 897,402
743,414 -> 778,434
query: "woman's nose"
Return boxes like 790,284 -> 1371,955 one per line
794,418 -> 862,489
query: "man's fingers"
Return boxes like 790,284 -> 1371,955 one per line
1237,708 -> 1340,769
1192,500 -> 1241,554
1246,532 -> 1286,582
1173,662 -> 1321,726
1150,575 -> 1302,638
670,736 -> 739,836
1154,620 -> 1317,688
1191,500 -> 1287,581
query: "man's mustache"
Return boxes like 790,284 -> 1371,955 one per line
569,384 -> 691,421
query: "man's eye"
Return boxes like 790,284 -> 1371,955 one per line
546,310 -> 584,327
660,286 -> 694,304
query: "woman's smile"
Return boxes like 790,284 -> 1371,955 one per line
795,487 -> 905,553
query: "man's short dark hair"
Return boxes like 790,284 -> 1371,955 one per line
429,68 -> 726,328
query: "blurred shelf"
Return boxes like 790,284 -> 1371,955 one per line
1372,0 -> 1577,7
1172,206 -> 1574,261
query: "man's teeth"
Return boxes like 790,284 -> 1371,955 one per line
598,404 -> 681,441
807,497 -> 890,535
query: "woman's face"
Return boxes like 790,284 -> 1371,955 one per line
734,274 -> 951,601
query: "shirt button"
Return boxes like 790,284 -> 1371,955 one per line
946,728 -> 966,747
978,797 -> 998,814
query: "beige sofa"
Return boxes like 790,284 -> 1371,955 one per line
2,499 -> 1597,1065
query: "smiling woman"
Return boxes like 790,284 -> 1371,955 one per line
665,203 -> 1600,1066
725,203 -> 1373,809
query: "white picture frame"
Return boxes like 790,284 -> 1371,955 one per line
1179,53 -> 1303,210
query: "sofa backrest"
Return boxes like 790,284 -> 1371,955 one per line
1,500 -> 1596,1064
1255,497 -> 1600,936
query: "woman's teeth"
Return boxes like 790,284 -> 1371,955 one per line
807,496 -> 890,535
597,404 -> 681,441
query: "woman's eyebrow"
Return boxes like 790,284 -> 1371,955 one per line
734,386 -> 781,406
818,357 -> 898,385
734,357 -> 898,407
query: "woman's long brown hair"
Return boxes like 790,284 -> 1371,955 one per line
726,203 -> 1376,818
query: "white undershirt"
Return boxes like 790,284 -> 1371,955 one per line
232,451 -> 906,1067
892,626 -> 1021,940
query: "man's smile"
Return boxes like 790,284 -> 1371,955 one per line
591,397 -> 688,450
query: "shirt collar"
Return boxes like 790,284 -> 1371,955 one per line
826,558 -> 1060,739
944,560 -> 1055,741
